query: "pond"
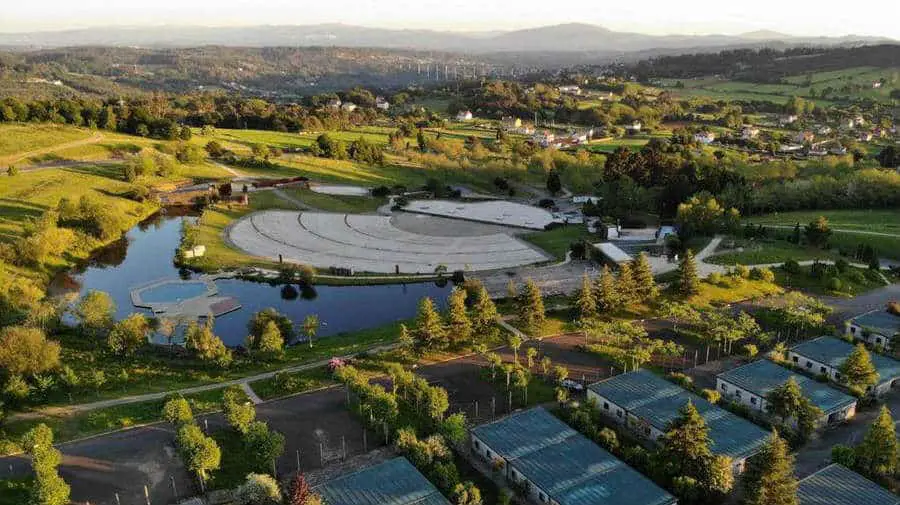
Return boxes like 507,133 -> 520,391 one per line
53,213 -> 451,347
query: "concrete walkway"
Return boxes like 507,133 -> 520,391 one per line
241,382 -> 263,405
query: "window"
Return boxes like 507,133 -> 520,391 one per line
876,337 -> 883,344
820,367 -> 827,374
806,361 -> 813,369
851,326 -> 857,334
735,390 -> 742,399
751,397 -> 757,405
475,441 -> 481,450
720,384 -> 727,392
792,356 -> 799,363
540,493 -> 547,503
603,402 -> 609,410
616,410 -> 623,418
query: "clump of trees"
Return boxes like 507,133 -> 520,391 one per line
164,395 -> 221,486
22,424 -> 70,505
185,318 -> 233,367
765,377 -> 823,442
832,406 -> 898,483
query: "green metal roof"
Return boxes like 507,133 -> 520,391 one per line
315,457 -> 451,505
510,432 -> 676,505
717,359 -> 857,414
849,310 -> 900,335
798,464 -> 900,505
590,371 -> 769,461
791,336 -> 900,386
471,406 -> 577,460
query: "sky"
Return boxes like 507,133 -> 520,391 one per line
2,0 -> 898,38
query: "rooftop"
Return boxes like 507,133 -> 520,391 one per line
791,336 -> 900,386
592,242 -> 633,264
589,371 -> 769,461
471,407 -> 577,461
476,407 -> 675,505
798,464 -> 900,505
849,310 -> 900,335
313,457 -> 451,505
717,360 -> 857,414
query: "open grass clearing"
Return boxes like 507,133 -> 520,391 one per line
707,239 -> 840,265
747,209 -> 900,235
520,225 -> 593,262
0,123 -> 94,160
279,187 -> 385,213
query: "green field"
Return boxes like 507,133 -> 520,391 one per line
521,225 -> 593,262
280,187 -> 385,213
747,210 -> 900,235
707,240 -> 840,266
0,124 -> 94,161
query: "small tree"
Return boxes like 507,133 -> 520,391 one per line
804,216 -> 832,249
573,273 -> 597,321
244,421 -> 286,474
766,377 -> 805,425
415,297 -> 446,351
176,423 -> 221,483
107,313 -> 150,356
838,344 -> 879,392
631,252 -> 658,301
256,321 -> 284,356
0,326 -> 61,376
185,320 -> 233,367
507,334 -> 523,365
163,395 -> 194,426
75,290 -> 116,338
289,473 -> 322,505
223,386 -> 256,434
854,406 -> 898,479
398,323 -> 415,357
302,314 -> 320,349
518,279 -> 545,335
452,481 -> 483,505
471,284 -> 498,338
594,265 -> 620,312
616,262 -> 637,306
446,288 -> 472,348
526,347 -> 538,369
235,473 -> 282,505
741,431 -> 798,505
677,249 -> 701,296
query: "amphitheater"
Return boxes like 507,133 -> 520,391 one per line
228,211 -> 551,274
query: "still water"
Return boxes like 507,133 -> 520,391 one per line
53,213 -> 451,347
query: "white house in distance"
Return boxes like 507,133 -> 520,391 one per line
741,126 -> 760,140
587,370 -> 769,475
341,102 -> 358,112
532,130 -> 556,148
780,114 -> 798,125
375,96 -> 390,110
716,359 -> 857,426
788,336 -> 900,396
456,110 -> 473,121
845,310 -> 900,348
572,195 -> 601,205
694,131 -> 715,145
558,85 -> 582,95
624,121 -> 642,134
326,98 -> 342,109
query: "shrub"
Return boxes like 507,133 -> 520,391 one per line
831,445 -> 855,468
888,301 -> 900,317
597,428 -> 619,452
668,372 -> 694,390
371,186 -> 391,198
701,389 -> 721,404
743,344 -> 759,358
7,166 -> 18,177
826,277 -> 843,292
733,264 -> 750,279
750,266 -> 776,282
835,258 -> 849,273
783,259 -> 801,274
707,272 -> 725,286
235,473 -> 282,505
848,270 -> 866,283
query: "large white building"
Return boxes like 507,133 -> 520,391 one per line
716,359 -> 857,426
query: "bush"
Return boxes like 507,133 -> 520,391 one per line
835,258 -> 849,273
809,262 -> 828,279
235,473 -> 282,505
701,389 -> 721,404
831,445 -> 855,468
743,344 -> 759,358
733,264 -> 751,279
371,186 -> 391,198
597,428 -> 619,452
783,259 -> 802,274
750,266 -> 775,282
7,166 -> 18,177
847,270 -> 866,283
826,277 -> 843,292
668,372 -> 694,390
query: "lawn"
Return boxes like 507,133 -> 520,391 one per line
684,278 -> 784,308
747,210 -> 900,235
774,264 -> 889,297
706,239 -> 840,265
279,187 -> 385,213
0,123 -> 94,161
521,225 -> 593,262
0,388 -> 239,455
249,366 -> 337,401
585,136 -> 651,153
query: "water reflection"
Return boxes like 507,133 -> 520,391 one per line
54,214 -> 450,347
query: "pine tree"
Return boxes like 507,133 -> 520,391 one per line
398,323 -> 415,356
472,284 -> 498,335
766,377 -> 804,425
616,262 -> 637,306
573,273 -> 597,321
658,401 -> 712,479
506,279 -> 517,300
838,344 -> 879,392
741,431 -> 798,505
446,288 -> 473,348
594,265 -> 620,312
415,297 -> 446,351
854,406 -> 898,479
678,249 -> 701,296
518,279 -> 545,335
632,252 -> 658,301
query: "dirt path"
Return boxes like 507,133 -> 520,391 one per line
1,131 -> 106,166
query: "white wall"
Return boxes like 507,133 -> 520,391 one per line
717,377 -> 856,425
587,390 -> 626,423
846,322 -> 891,347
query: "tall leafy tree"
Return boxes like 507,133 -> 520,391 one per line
0,326 -> 60,376
105,313 -> 151,356
302,314 -> 320,348
677,249 -> 701,296
247,308 -> 293,349
741,431 -> 798,505
573,273 -> 597,321
766,377 -> 805,425
75,290 -> 116,338
22,424 -> 70,505
176,423 -> 221,483
518,279 -> 545,335
658,401 -> 712,479
223,386 -> 256,435
854,406 -> 898,479
838,344 -> 879,392
446,288 -> 473,348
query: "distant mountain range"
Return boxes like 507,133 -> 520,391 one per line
0,23 -> 893,53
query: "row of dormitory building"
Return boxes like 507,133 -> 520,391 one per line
309,409 -> 899,505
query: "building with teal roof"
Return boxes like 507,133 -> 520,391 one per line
789,336 -> 900,396
471,407 -> 676,505
845,310 -> 900,348
798,464 -> 899,505
314,457 -> 450,505
716,359 -> 857,426
587,370 -> 769,474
